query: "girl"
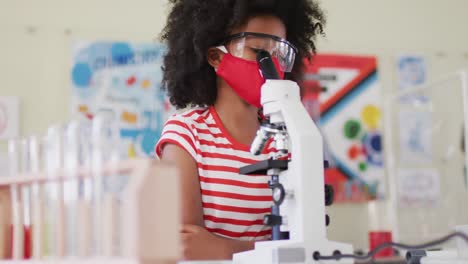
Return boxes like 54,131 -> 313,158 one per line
156,0 -> 325,260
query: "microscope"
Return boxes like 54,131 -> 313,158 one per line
232,51 -> 353,264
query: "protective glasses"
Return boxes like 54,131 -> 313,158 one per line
222,32 -> 298,72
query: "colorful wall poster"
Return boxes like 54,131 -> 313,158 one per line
71,42 -> 171,158
399,110 -> 433,164
302,54 -> 385,203
0,96 -> 20,140
398,168 -> 440,208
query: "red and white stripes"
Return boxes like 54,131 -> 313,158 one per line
156,107 -> 276,241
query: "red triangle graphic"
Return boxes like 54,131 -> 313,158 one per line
303,54 -> 377,114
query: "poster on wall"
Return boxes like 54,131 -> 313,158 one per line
0,96 -> 20,140
71,42 -> 171,158
303,54 -> 385,203
399,110 -> 433,164
398,168 -> 440,208
397,54 -> 428,103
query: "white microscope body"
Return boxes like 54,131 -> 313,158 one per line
233,80 -> 353,264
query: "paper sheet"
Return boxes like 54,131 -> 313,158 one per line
397,54 -> 428,103
398,168 -> 440,208
399,110 -> 432,164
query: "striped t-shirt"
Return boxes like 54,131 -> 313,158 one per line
155,106 -> 276,241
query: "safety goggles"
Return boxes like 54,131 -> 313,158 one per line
222,32 -> 298,72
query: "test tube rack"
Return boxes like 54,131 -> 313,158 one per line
0,158 -> 181,264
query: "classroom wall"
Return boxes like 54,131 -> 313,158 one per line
0,0 -> 170,141
1,0 -> 468,250
317,0 -> 468,249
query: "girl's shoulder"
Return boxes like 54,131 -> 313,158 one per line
156,107 -> 210,159
162,106 -> 221,138
165,107 -> 212,127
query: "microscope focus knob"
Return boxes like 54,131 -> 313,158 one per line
325,214 -> 330,226
272,184 -> 286,206
263,214 -> 282,226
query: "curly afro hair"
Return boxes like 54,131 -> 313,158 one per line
161,0 -> 326,109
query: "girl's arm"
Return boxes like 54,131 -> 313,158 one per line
160,144 -> 205,226
181,224 -> 255,260
160,144 -> 255,260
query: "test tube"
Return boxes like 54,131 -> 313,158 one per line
103,120 -> 124,257
20,139 -> 32,259
44,125 -> 66,258
64,121 -> 80,257
43,133 -> 54,257
55,128 -> 66,258
91,116 -> 106,256
8,139 -> 24,259
29,135 -> 44,259
78,121 -> 93,257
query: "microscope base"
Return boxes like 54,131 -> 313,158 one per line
421,259 -> 468,264
415,250 -> 468,264
233,239 -> 353,264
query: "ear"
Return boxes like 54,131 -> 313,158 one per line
207,47 -> 225,69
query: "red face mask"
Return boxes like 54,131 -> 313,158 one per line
216,53 -> 285,108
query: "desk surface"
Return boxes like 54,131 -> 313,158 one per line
356,257 -> 406,264
179,258 -> 407,264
